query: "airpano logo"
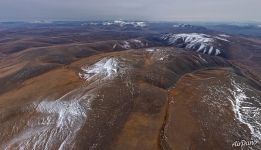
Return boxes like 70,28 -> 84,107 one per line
232,140 -> 258,148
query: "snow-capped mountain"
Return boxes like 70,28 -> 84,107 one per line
172,24 -> 194,28
102,20 -> 146,27
160,33 -> 230,56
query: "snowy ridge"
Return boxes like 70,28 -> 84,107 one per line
102,20 -> 146,27
160,33 -> 229,56
79,57 -> 126,81
229,77 -> 261,141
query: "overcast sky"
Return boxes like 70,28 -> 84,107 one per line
0,0 -> 260,22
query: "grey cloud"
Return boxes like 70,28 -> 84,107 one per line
0,0 -> 260,22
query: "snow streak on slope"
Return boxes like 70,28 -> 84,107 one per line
160,33 -> 229,56
2,88 -> 96,150
229,77 -> 261,141
199,72 -> 261,146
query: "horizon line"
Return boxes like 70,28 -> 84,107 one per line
0,20 -> 261,24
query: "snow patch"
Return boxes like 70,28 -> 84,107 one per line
218,34 -> 230,38
198,54 -> 207,63
80,58 -> 125,81
112,44 -> 117,49
29,20 -> 53,24
215,36 -> 230,42
35,99 -> 87,128
122,41 -> 131,49
131,39 -> 143,45
172,24 -> 194,28
208,46 -> 214,55
115,39 -> 146,49
215,49 -> 221,56
146,48 -> 158,52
